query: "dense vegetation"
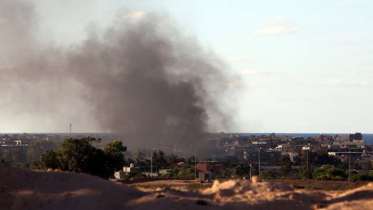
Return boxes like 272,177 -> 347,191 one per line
38,137 -> 126,178
2,136 -> 372,181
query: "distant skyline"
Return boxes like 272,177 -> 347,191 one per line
1,0 -> 373,133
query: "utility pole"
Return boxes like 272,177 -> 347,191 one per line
348,152 -> 351,182
258,147 -> 261,177
151,148 -> 153,176
70,124 -> 72,135
306,149 -> 309,171
249,163 -> 252,180
195,147 -> 197,180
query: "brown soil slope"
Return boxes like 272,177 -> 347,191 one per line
1,166 -> 373,210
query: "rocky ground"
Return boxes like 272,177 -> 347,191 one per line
1,166 -> 373,210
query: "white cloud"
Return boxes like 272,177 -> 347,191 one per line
359,81 -> 370,86
240,68 -> 269,75
335,37 -> 366,45
252,26 -> 299,35
0,18 -> 9,26
324,78 -> 347,86
344,69 -> 373,75
124,11 -> 147,19
335,1 -> 348,7
264,17 -> 286,23
224,56 -> 246,64
323,78 -> 368,87
335,37 -> 347,44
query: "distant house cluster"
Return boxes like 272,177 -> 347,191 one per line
0,133 -> 106,163
112,132 -> 372,181
0,133 -> 40,162
205,132 -> 370,170
2,131 -> 372,180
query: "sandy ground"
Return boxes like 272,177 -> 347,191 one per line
130,179 -> 195,186
2,165 -> 373,210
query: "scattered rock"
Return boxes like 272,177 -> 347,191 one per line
251,176 -> 261,183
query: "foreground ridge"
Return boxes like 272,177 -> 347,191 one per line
1,166 -> 373,210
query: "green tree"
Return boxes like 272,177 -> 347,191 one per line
298,167 -> 312,179
153,150 -> 168,169
279,154 -> 293,176
235,163 -> 250,176
39,149 -> 59,169
312,165 -> 346,180
0,149 -> 11,164
103,141 -> 127,177
161,172 -> 172,178
28,139 -> 62,162
177,168 -> 194,179
312,151 -> 342,167
296,151 -> 344,170
187,155 -> 196,164
103,141 -> 127,154
38,137 -> 127,179
166,153 -> 179,165
222,166 -> 236,178
57,137 -> 106,177
133,150 -> 145,161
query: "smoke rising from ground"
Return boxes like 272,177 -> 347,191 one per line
0,0 -> 237,152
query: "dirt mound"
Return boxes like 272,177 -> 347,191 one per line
323,183 -> 373,210
1,166 -> 373,210
0,166 -> 144,210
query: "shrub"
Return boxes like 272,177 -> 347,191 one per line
259,170 -> 278,179
312,165 -> 346,180
315,174 -> 329,180
161,172 -> 172,178
351,174 -> 371,182
332,175 -> 345,181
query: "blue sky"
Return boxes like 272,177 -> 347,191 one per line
3,0 -> 373,133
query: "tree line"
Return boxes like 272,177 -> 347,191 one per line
37,137 -> 126,178
3,136 -> 372,181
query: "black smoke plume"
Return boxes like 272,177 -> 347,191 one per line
0,0 -> 236,154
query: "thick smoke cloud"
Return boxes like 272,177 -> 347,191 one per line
0,0 -> 236,153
